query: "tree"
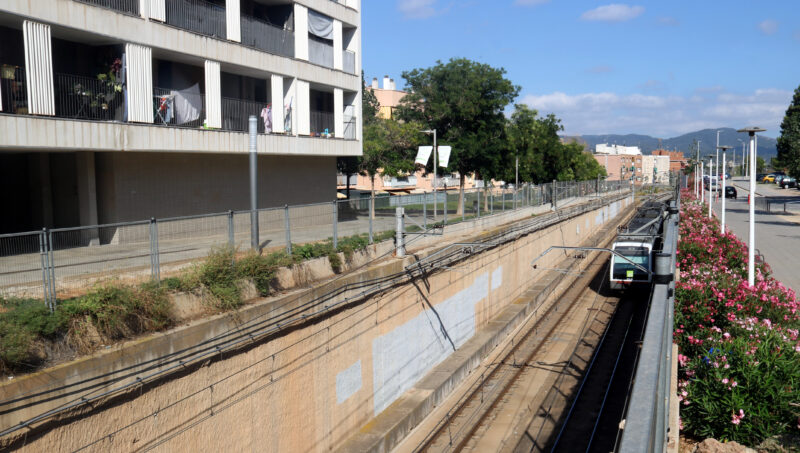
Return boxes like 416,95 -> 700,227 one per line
398,58 -> 519,212
757,156 -> 766,174
776,85 -> 800,178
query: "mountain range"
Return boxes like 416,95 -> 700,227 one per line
573,128 -> 778,161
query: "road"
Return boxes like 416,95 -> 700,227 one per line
710,177 -> 800,293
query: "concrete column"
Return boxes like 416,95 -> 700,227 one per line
334,88 -> 343,139
294,4 -> 309,61
296,80 -> 310,136
76,152 -> 99,245
270,74 -> 284,133
333,20 -> 343,71
204,60 -> 222,128
226,0 -> 241,42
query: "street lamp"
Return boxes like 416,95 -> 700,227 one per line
421,129 -> 438,219
708,156 -> 714,219
718,145 -> 732,234
695,140 -> 701,198
737,126 -> 766,287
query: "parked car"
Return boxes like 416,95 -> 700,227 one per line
762,174 -> 776,183
775,175 -> 787,185
725,186 -> 737,199
780,176 -> 797,189
756,173 -> 768,182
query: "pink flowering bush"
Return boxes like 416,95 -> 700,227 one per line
675,189 -> 800,445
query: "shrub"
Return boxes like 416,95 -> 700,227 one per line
196,246 -> 242,310
675,189 -> 800,445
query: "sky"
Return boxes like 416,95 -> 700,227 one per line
362,1 -> 800,138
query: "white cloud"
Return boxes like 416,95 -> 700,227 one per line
397,0 -> 438,19
514,0 -> 550,6
580,4 -> 644,22
521,88 -> 791,137
758,19 -> 779,35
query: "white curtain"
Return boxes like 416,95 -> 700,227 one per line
125,43 -> 153,123
23,21 -> 54,116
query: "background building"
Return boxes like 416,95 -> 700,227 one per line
652,149 -> 687,174
0,0 -> 361,234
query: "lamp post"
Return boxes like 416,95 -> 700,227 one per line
695,140 -> 701,198
421,129 -> 438,219
718,146 -> 732,234
700,159 -> 705,204
716,130 -> 721,188
708,156 -> 714,219
737,127 -> 766,287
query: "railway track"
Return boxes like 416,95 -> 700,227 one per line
405,249 -> 624,453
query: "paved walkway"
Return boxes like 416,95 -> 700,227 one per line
710,177 -> 800,293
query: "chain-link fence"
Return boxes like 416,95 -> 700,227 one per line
0,178 -> 631,307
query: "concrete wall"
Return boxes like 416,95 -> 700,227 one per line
0,195 -> 634,452
95,152 -> 335,222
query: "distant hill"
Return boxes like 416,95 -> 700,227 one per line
577,128 -> 777,161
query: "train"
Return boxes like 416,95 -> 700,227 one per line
609,200 -> 667,290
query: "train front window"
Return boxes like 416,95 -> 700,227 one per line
613,246 -> 650,280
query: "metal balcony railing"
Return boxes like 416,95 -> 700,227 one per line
54,73 -> 125,122
310,110 -> 334,136
74,0 -> 139,16
165,0 -> 226,39
308,38 -> 334,69
153,86 -> 206,128
343,50 -> 356,74
221,96 -> 269,133
240,14 -> 294,58
0,65 -> 28,115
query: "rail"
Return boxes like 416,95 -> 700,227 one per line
618,187 -> 680,453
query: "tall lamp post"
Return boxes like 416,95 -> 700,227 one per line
708,156 -> 714,219
718,146 -> 732,234
695,140 -> 701,198
701,158 -> 705,204
421,129 -> 438,219
738,127 -> 766,287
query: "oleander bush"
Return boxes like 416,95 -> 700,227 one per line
675,189 -> 800,445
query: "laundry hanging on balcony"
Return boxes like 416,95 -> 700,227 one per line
171,83 -> 202,125
261,104 -> 272,133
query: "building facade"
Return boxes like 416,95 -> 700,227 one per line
0,0 -> 361,233
652,149 -> 687,174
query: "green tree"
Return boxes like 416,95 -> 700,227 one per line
756,156 -> 766,174
397,58 -> 519,212
776,85 -> 800,178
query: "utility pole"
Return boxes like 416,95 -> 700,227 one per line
249,115 -> 259,251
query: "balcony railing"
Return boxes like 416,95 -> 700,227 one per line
240,14 -> 294,58
153,86 -> 206,128
165,0 -> 226,39
0,65 -> 28,115
221,96 -> 269,133
308,38 -> 334,69
344,118 -> 356,139
310,110 -> 334,136
55,73 -> 125,122
343,50 -> 355,74
74,0 -> 139,16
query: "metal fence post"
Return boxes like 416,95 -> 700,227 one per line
423,192 -> 428,229
227,210 -> 234,247
149,217 -> 160,282
47,230 -> 56,304
369,194 -> 374,244
552,180 -> 557,209
39,229 -> 52,310
395,207 -> 405,257
284,204 -> 292,254
333,200 -> 338,249
443,191 -> 448,225
477,187 -> 481,218
502,190 -> 506,212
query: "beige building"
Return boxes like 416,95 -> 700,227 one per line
0,0 -> 362,233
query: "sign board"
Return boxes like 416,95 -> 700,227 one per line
438,146 -> 451,168
415,146 -> 432,166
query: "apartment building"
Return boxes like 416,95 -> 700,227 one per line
0,0 -> 361,234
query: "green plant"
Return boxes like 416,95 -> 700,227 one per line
196,246 -> 242,310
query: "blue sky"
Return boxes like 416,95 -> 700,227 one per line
362,1 -> 799,138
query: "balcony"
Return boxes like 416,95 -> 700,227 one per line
74,0 -> 139,16
310,110 -> 334,136
55,73 -> 125,122
343,50 -> 355,74
308,37 -> 334,69
240,14 -> 294,58
153,86 -> 206,128
343,118 -> 356,139
221,96 -> 269,133
165,0 -> 226,39
0,65 -> 28,115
